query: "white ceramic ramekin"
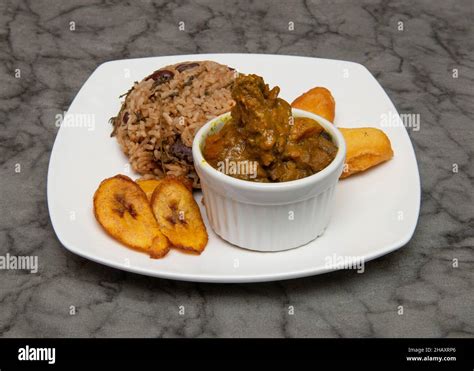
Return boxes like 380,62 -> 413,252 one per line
192,108 -> 346,251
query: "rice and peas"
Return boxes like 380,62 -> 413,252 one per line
110,61 -> 236,188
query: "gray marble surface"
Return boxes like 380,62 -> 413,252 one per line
0,0 -> 473,338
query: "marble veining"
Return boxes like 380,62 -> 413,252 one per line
0,0 -> 473,337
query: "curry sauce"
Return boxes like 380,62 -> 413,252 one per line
203,74 -> 337,182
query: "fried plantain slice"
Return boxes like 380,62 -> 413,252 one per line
93,175 -> 170,258
137,176 -> 193,201
291,87 -> 336,123
136,179 -> 163,201
339,127 -> 394,178
151,179 -> 208,254
169,175 -> 194,192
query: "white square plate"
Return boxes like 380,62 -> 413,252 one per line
47,54 -> 420,283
